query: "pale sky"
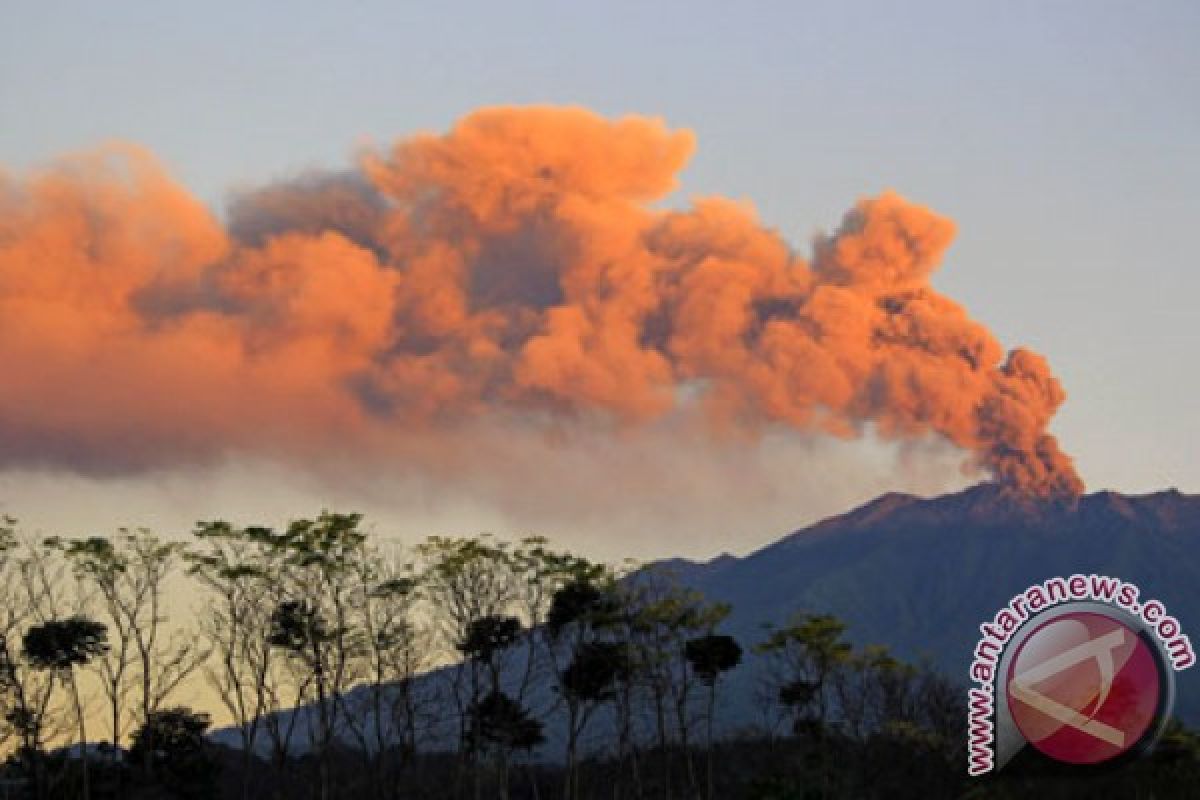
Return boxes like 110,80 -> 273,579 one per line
2,1 -> 1198,559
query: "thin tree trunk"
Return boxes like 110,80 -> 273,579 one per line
675,688 -> 696,797
26,724 -> 47,800
653,691 -> 670,800
316,678 -> 330,800
241,746 -> 254,800
69,672 -> 91,800
525,761 -> 541,800
471,660 -> 481,800
110,685 -> 123,799
564,703 -> 578,800
705,685 -> 716,800
141,665 -> 153,779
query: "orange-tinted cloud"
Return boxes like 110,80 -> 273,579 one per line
0,106 -> 1082,497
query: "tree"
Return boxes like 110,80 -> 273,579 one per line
465,689 -> 543,799
340,546 -> 428,800
42,535 -> 135,780
23,616 -> 109,800
266,599 -> 339,796
685,633 -> 742,800
506,538 -> 592,704
467,691 -> 543,752
264,512 -> 368,800
756,613 -> 857,797
685,634 -> 743,685
547,576 -> 624,800
127,706 -> 217,799
48,528 -> 208,787
459,615 -> 521,694
832,644 -> 910,745
0,528 -> 75,800
757,613 -> 852,736
457,613 -> 525,800
188,521 -> 283,800
418,535 -> 519,800
624,575 -> 724,798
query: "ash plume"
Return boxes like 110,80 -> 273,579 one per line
0,106 -> 1082,498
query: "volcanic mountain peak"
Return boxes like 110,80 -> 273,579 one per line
659,481 -> 1200,720
763,482 -> 1200,553
764,482 -> 1034,545
905,481 -> 1072,524
1075,486 -> 1194,531
218,482 -> 1200,754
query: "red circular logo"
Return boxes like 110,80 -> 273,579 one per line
1006,611 -> 1162,765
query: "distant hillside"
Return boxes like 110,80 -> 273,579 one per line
213,483 -> 1200,754
670,482 -> 1200,723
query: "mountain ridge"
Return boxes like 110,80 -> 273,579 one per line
660,483 -> 1200,577
667,481 -> 1200,724
212,482 -> 1200,754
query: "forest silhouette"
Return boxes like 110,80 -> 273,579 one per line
0,512 -> 1196,799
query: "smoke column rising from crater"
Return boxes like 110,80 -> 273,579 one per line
0,105 -> 1082,498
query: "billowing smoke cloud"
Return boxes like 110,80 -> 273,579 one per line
0,106 -> 1082,498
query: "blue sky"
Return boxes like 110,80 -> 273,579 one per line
2,1 -> 1199,553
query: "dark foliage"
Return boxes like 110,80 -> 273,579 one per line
128,706 -> 218,799
561,641 -> 630,702
547,579 -> 618,636
466,691 -> 545,753
0,516 -> 1196,799
685,633 -> 742,685
22,617 -> 109,670
267,600 -> 328,652
458,615 -> 522,661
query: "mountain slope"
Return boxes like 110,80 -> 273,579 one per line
213,483 -> 1200,753
673,482 -> 1200,722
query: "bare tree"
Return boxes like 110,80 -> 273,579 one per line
684,629 -> 742,800
49,528 -> 208,785
23,615 -> 109,800
417,535 -> 519,800
339,539 -> 428,800
43,535 -> 134,789
188,521 -> 285,800
265,512 -> 368,800
756,612 -> 853,796
622,571 -> 716,798
544,570 -> 623,800
0,522 -> 73,800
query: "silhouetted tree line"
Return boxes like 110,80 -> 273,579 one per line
0,513 -> 1196,799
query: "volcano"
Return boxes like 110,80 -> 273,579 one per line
665,482 -> 1200,722
211,483 -> 1200,755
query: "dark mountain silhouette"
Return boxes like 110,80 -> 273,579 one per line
213,482 -> 1200,755
669,482 -> 1200,723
